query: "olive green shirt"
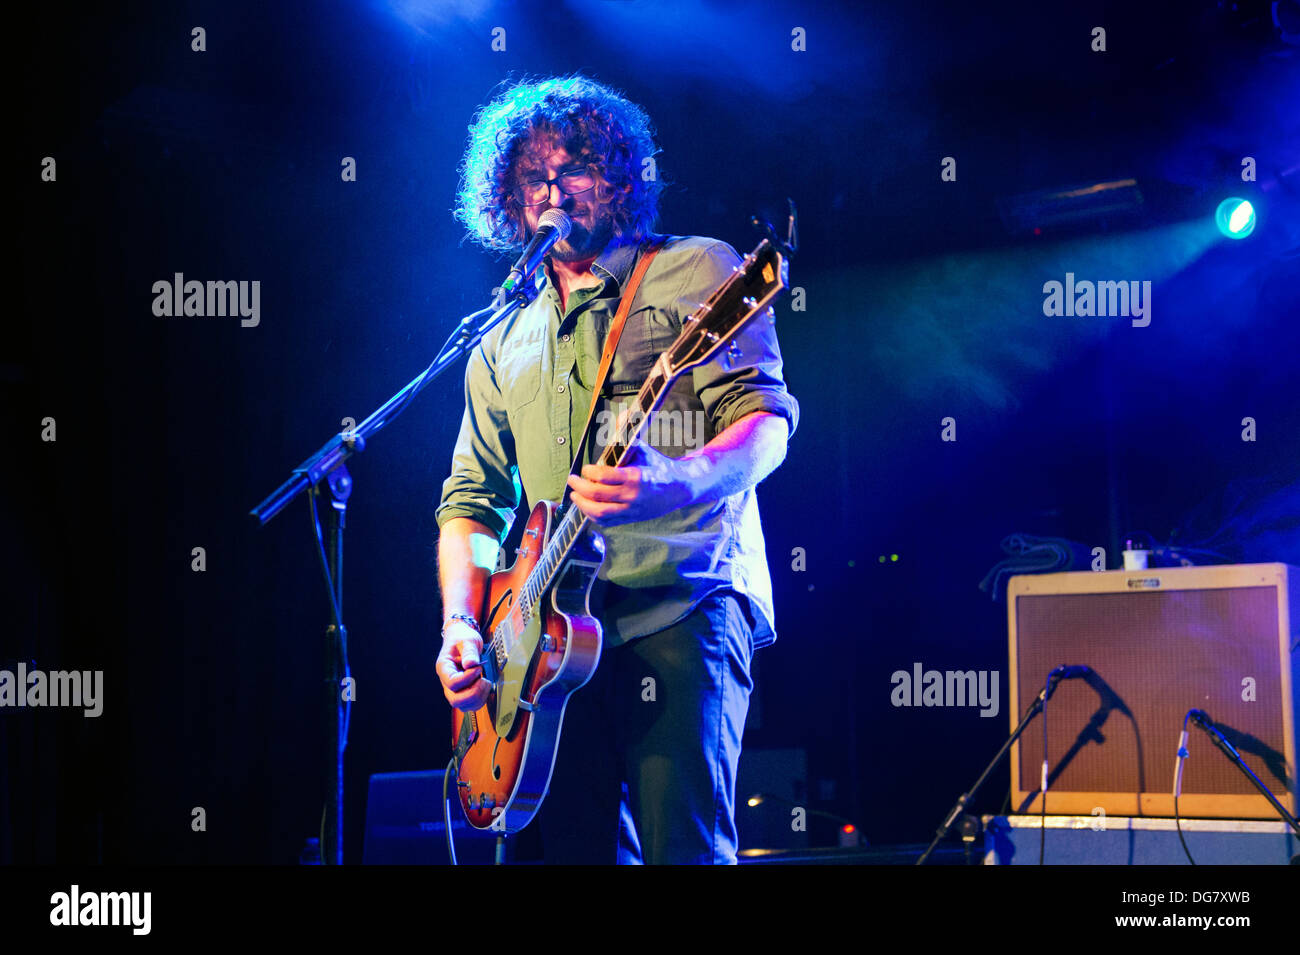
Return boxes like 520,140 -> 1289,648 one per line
435,233 -> 799,647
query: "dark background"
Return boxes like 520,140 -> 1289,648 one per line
7,0 -> 1300,863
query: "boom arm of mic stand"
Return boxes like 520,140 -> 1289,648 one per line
1191,715 -> 1300,838
249,288 -> 533,525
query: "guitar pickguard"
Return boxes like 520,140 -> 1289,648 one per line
493,609 -> 543,740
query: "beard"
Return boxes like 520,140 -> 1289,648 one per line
547,204 -> 616,263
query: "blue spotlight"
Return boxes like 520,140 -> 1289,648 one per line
1215,198 -> 1256,239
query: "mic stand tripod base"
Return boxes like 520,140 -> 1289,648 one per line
917,683 -> 1051,865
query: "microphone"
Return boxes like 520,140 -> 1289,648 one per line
1042,664 -> 1091,705
501,209 -> 572,295
1175,725 -> 1190,797
1188,709 -> 1241,758
1049,665 -> 1092,680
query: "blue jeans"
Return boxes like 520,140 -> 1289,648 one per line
533,588 -> 755,864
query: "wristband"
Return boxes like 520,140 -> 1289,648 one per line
442,612 -> 480,638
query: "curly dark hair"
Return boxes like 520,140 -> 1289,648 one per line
454,74 -> 666,253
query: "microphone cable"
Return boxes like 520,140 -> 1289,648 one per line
1039,668 -> 1051,864
444,755 -> 460,866
1173,710 -> 1197,865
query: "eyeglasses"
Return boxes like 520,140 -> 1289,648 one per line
513,165 -> 597,207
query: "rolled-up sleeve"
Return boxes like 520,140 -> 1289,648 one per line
679,240 -> 800,438
434,339 -> 521,543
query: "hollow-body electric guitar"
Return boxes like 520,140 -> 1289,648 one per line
451,233 -> 791,834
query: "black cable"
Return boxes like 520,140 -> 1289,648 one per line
443,756 -> 459,866
1039,669 -> 1053,864
1175,710 -> 1197,865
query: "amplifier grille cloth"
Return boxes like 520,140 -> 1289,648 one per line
1015,586 -> 1285,796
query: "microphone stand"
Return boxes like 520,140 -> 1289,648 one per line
916,670 -> 1069,865
1189,713 -> 1300,840
249,282 -> 539,865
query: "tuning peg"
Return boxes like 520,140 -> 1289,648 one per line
750,199 -> 798,256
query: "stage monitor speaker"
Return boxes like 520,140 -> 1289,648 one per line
1007,563 -> 1299,819
363,770 -> 499,865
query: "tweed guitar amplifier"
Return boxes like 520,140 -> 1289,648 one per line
1007,563 -> 1299,819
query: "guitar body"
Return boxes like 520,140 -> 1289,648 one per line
451,499 -> 604,833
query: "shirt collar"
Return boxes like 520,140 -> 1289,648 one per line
535,232 -> 649,297
590,233 -> 645,290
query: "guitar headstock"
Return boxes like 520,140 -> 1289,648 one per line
665,239 -> 789,375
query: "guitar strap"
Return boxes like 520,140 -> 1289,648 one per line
568,235 -> 667,477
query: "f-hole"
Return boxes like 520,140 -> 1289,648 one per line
487,589 -> 513,632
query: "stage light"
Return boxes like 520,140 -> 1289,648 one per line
1215,198 -> 1256,239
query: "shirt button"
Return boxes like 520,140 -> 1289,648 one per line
557,436 -> 566,445
557,384 -> 565,393
560,334 -> 571,342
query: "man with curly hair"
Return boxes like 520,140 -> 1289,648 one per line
434,74 -> 799,864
